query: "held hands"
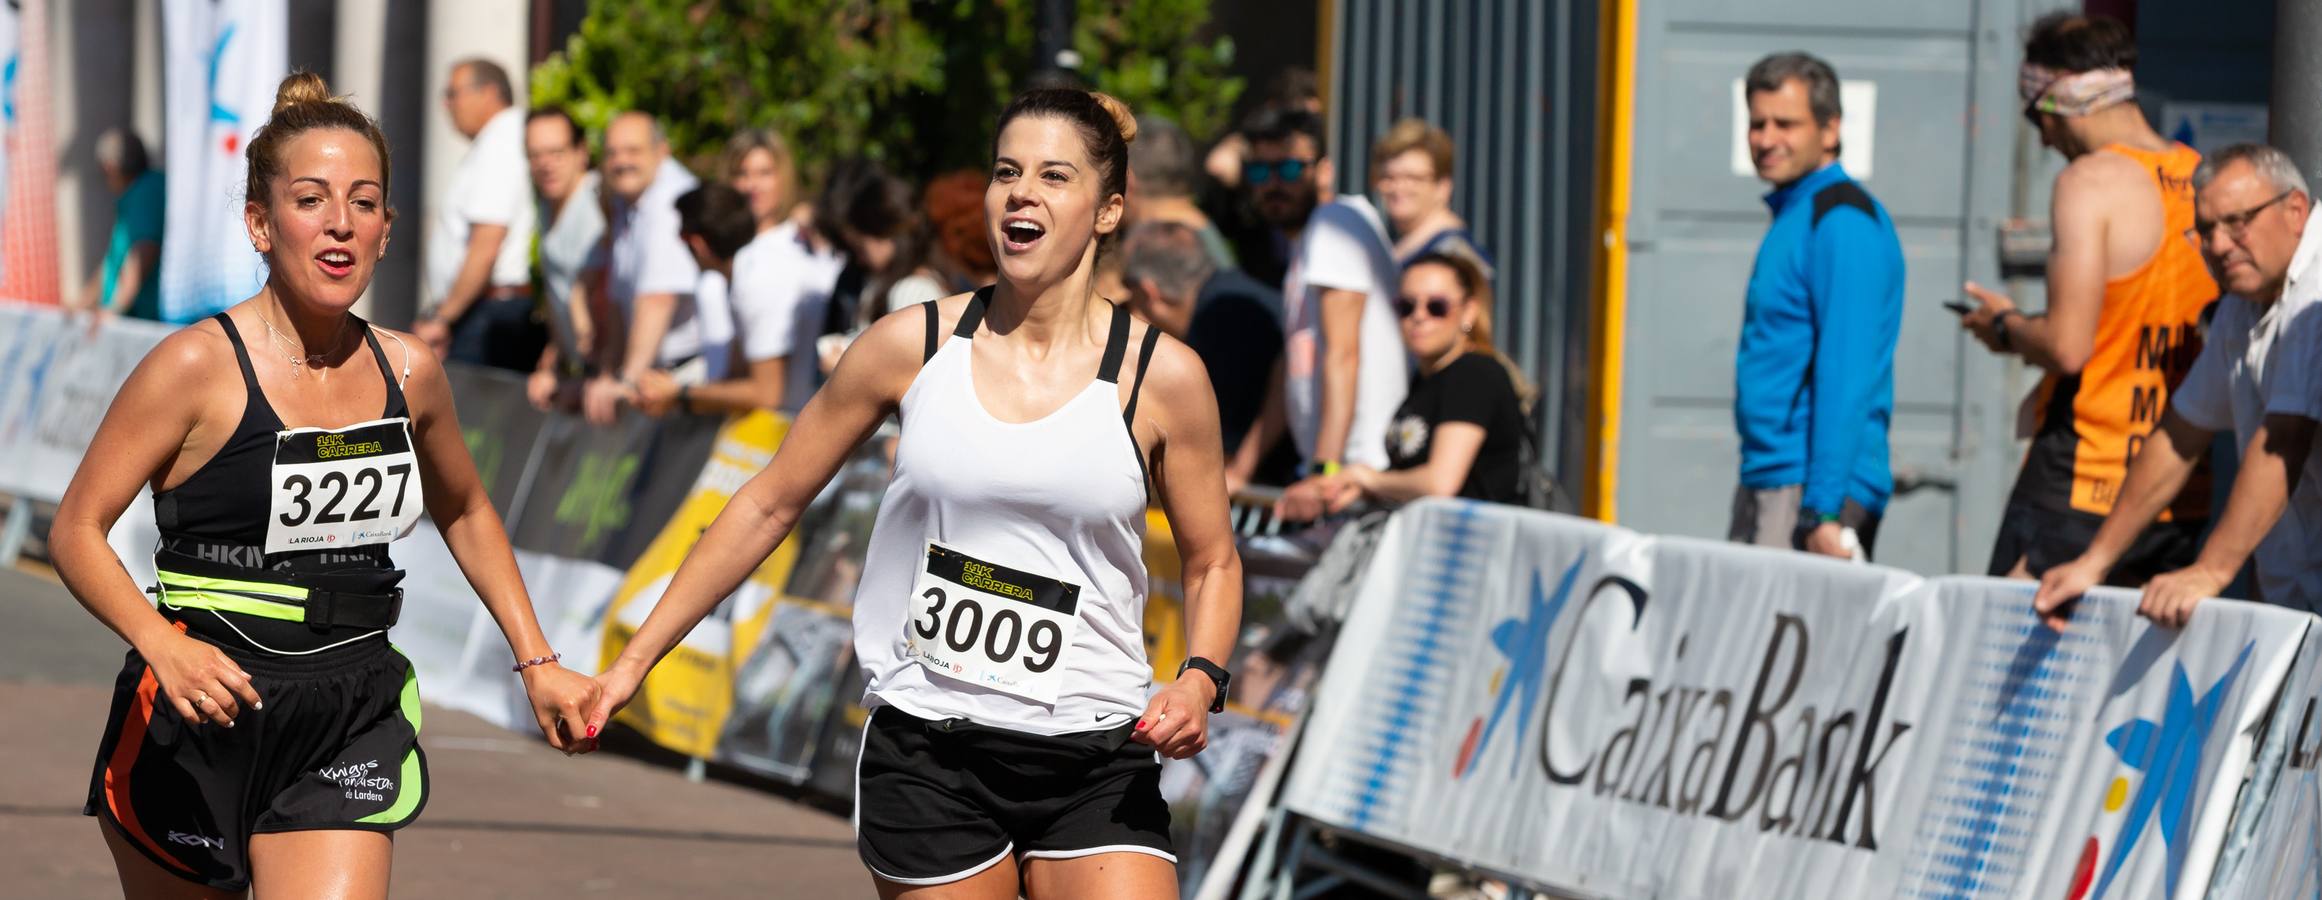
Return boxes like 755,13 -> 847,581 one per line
1960,282 -> 2018,353
579,657 -> 647,750
1130,673 -> 1215,760
142,631 -> 263,728
519,661 -> 605,755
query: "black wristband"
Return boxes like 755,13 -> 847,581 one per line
1176,656 -> 1231,714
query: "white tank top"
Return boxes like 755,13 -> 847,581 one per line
853,292 -> 1163,735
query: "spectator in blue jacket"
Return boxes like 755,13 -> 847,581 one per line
1729,52 -> 1906,560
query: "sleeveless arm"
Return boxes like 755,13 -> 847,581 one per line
403,331 -> 606,751
594,299 -> 933,706
1136,333 -> 1243,756
51,327 -> 264,724
52,330 -> 218,654
1992,157 -> 2128,375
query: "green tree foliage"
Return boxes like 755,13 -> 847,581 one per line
531,0 -> 1242,185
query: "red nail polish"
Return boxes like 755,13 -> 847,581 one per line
1135,720 -> 1148,731
586,725 -> 598,738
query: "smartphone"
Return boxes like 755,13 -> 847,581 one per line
1943,300 -> 1975,315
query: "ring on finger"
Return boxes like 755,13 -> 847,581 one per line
194,691 -> 212,707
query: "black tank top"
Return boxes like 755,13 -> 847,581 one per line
154,312 -> 408,574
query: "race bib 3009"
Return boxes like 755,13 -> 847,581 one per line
904,543 -> 1082,705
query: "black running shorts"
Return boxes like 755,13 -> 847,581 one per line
83,632 -> 428,891
1986,498 -> 2204,585
853,705 -> 1175,885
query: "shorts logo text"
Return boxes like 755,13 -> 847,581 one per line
319,759 -> 395,803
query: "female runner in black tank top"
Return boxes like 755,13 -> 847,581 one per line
50,72 -> 600,899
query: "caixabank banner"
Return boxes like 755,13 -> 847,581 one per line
2209,628 -> 2322,899
1280,499 -> 2312,900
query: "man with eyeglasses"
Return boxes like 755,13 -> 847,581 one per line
523,107 -> 607,412
417,58 -> 542,371
1227,108 -> 1406,519
2034,145 -> 2322,625
1728,51 -> 1905,560
1962,13 -> 2218,585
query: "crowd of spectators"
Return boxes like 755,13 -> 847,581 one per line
1732,13 -> 2321,624
421,60 -> 1528,523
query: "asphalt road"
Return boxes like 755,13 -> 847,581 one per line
0,566 -> 875,899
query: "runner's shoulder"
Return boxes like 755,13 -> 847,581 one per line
861,290 -> 979,354
834,291 -> 981,395
1129,323 -> 1209,403
2060,150 -> 2150,192
363,323 -> 441,384
142,317 -> 237,381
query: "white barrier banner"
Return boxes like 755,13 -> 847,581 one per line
0,302 -> 172,500
2210,631 -> 2322,898
1281,499 -> 2311,900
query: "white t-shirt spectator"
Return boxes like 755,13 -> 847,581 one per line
1282,195 -> 1407,469
729,222 -> 847,412
2170,207 -> 2322,610
607,158 -> 705,368
427,107 -> 535,303
691,269 -> 738,383
537,172 -> 606,364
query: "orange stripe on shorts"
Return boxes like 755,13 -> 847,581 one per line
104,660 -> 199,875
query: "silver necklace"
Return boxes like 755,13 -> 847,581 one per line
256,305 -> 350,377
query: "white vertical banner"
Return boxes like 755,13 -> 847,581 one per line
0,1 -> 16,261
158,0 -> 285,323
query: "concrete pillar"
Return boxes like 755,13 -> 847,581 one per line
2273,0 -> 2322,179
132,0 -> 162,155
52,0 -> 139,303
358,0 -> 439,328
335,0 -> 390,319
419,0 -> 528,311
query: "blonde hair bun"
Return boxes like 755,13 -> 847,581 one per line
272,71 -> 338,115
1089,92 -> 1138,144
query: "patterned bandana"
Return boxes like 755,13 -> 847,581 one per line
2019,65 -> 2135,118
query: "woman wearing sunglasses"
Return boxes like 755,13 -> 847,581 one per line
1280,250 -> 1530,515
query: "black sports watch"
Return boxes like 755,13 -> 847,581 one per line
1176,657 -> 1231,714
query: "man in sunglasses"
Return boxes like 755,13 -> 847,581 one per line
2034,145 -> 2322,626
1728,51 -> 1905,560
1963,13 -> 2220,586
1227,108 -> 1406,515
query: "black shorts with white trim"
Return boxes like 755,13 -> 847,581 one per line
853,705 -> 1175,885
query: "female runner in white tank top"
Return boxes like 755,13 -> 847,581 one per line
587,90 -> 1244,900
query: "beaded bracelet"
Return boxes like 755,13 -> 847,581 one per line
513,652 -> 562,673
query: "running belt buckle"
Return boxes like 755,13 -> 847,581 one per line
302,588 -> 405,633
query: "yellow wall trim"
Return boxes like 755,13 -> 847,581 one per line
1584,0 -> 1637,522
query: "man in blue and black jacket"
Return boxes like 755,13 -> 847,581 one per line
1728,52 -> 1906,560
